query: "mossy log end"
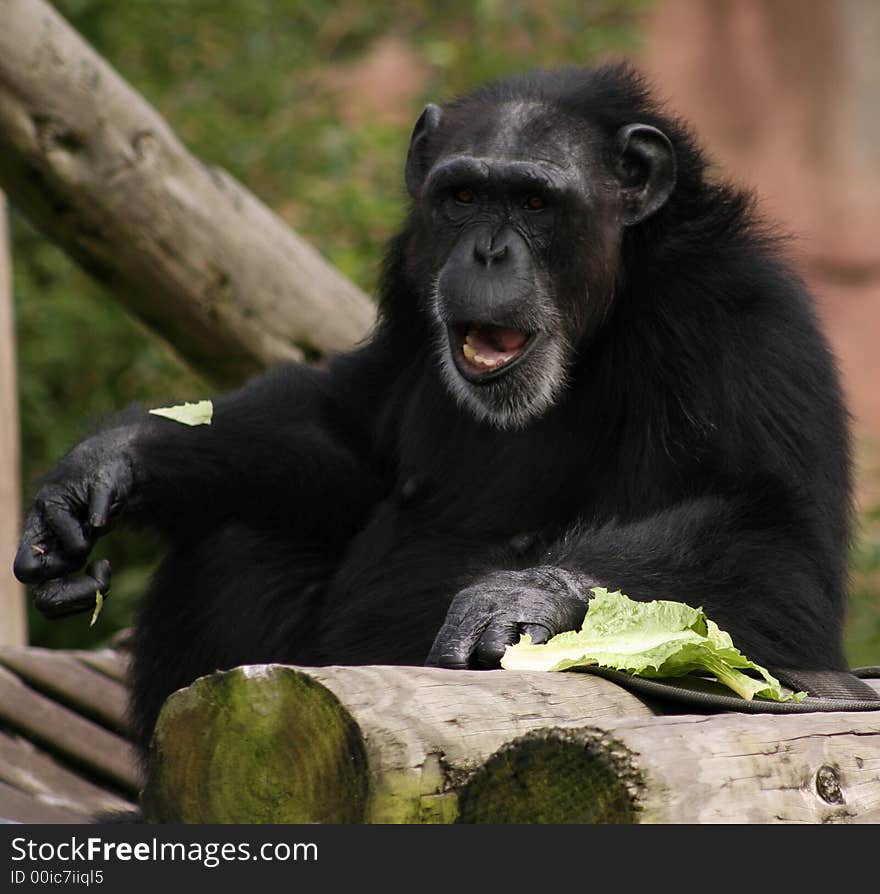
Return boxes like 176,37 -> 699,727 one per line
141,666 -> 368,824
142,664 -> 880,824
0,0 -> 376,386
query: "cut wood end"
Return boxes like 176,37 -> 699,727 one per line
456,727 -> 644,824
141,664 -> 368,823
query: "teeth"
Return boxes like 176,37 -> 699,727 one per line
462,340 -> 505,369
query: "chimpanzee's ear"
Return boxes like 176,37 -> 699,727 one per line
405,103 -> 443,198
614,123 -> 676,225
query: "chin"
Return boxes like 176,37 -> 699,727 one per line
436,322 -> 570,429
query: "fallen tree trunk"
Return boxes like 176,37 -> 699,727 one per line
0,0 -> 377,387
141,664 -> 880,824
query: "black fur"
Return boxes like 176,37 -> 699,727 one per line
15,65 -> 853,752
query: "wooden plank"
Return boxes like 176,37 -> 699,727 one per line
76,648 -> 130,684
0,729 -> 135,819
0,647 -> 129,733
0,665 -> 141,794
0,780 -> 86,824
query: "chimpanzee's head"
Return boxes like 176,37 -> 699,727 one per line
403,67 -> 677,428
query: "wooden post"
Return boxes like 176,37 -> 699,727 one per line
0,192 -> 26,646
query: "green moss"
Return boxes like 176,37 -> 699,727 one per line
456,727 -> 643,824
142,665 -> 368,823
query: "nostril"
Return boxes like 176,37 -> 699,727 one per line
489,244 -> 508,265
474,242 -> 509,267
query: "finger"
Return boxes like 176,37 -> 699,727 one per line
473,620 -> 523,669
90,558 -> 112,592
32,560 -> 111,619
425,625 -> 473,668
88,480 -> 116,530
13,511 -> 72,583
426,612 -> 488,669
42,498 -> 91,561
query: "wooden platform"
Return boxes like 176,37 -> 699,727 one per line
0,646 -> 141,823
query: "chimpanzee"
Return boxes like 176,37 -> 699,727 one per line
14,64 -> 869,750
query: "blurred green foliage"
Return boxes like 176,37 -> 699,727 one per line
846,451 -> 880,668
13,0 -> 879,667
14,0 -> 647,648
847,541 -> 880,668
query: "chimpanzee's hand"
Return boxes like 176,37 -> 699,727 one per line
426,566 -> 598,669
13,427 -> 139,618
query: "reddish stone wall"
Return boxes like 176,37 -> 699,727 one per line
636,0 -> 880,444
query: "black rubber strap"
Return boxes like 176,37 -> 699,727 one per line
578,666 -> 880,714
772,667 -> 880,701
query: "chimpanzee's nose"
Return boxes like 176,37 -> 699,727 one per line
473,235 -> 509,267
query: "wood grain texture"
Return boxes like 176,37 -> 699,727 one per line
142,665 -> 369,823
306,664 -> 656,823
608,709 -> 880,823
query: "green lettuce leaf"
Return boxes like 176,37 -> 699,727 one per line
148,399 -> 213,426
90,590 -> 104,627
500,588 -> 806,702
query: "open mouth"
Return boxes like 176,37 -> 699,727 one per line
449,323 -> 536,381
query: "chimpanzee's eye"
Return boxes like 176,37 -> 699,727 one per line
525,195 -> 546,211
455,188 -> 476,205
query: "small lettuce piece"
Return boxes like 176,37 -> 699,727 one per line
90,590 -> 104,627
148,399 -> 213,426
501,588 -> 806,702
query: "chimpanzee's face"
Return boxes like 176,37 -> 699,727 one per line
405,99 -> 675,428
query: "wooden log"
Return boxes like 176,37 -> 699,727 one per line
141,664 -> 880,824
0,0 -> 377,387
596,709 -> 880,824
142,665 -> 370,824
141,664 -> 656,823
